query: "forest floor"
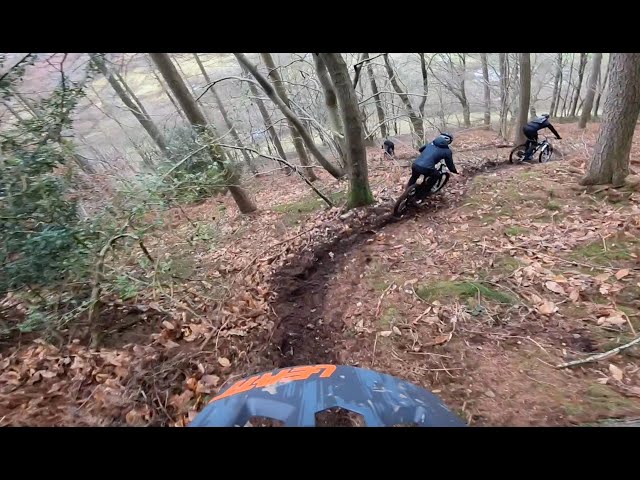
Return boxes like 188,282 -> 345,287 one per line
2,121 -> 640,426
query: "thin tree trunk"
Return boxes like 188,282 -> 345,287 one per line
240,65 -> 290,174
149,52 -> 257,213
578,53 -> 603,129
561,53 -> 575,117
193,53 -> 257,174
312,54 -> 346,161
145,55 -> 186,121
382,54 -> 424,146
480,53 -> 491,126
418,53 -> 430,118
514,53 -> 531,145
91,54 -> 170,157
569,53 -> 588,117
319,53 -> 373,208
362,53 -> 387,139
458,54 -> 471,128
260,53 -> 317,181
581,53 -> 640,187
549,53 -> 563,118
499,53 -> 510,139
235,53 -> 344,179
593,54 -> 612,118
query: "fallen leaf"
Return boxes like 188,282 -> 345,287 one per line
217,357 -> 231,367
125,409 -> 146,426
599,284 -> 611,295
226,329 -> 247,337
484,390 -> 496,398
597,316 -> 626,327
538,300 -> 557,315
594,273 -> 611,282
392,326 -> 402,336
569,289 -> 580,302
433,334 -> 451,345
379,331 -> 392,337
609,364 -> 624,382
615,269 -> 630,280
545,281 -> 566,295
201,374 -> 220,387
596,377 -> 609,385
162,321 -> 175,330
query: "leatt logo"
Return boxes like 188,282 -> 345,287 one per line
211,364 -> 337,402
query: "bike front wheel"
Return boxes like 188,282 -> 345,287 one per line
430,172 -> 450,193
538,143 -> 553,163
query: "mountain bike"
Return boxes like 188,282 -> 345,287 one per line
509,136 -> 554,164
393,160 -> 450,218
188,364 -> 466,427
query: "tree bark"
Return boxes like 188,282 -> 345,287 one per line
581,53 -> 640,187
578,53 -> 603,129
193,53 -> 257,174
312,54 -> 346,162
149,52 -> 257,213
145,55 -> 186,121
382,54 -> 424,146
418,53 -> 430,118
549,53 -> 563,118
593,54 -> 612,118
260,53 -> 316,181
560,53 -> 575,117
90,54 -> 170,157
363,53 -> 387,139
498,53 -> 510,139
514,53 -> 531,145
319,53 -> 373,208
480,53 -> 491,126
569,53 -> 588,117
235,53 -> 344,179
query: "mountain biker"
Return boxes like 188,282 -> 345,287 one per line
407,133 -> 458,192
382,139 -> 395,158
522,113 -> 561,161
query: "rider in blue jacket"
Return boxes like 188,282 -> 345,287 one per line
407,133 -> 458,190
522,113 -> 561,161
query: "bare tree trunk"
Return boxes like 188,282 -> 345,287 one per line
418,53 -> 430,118
581,53 -> 640,187
382,54 -> 424,146
480,53 -> 491,126
578,53 -> 603,129
240,65 -> 290,174
312,54 -> 346,162
561,54 -> 575,117
259,53 -> 317,181
499,53 -> 510,139
91,54 -> 170,158
235,53 -> 344,179
319,53 -> 373,208
514,53 -> 531,145
193,53 -> 257,174
569,53 -> 588,117
145,55 -> 186,121
149,52 -> 257,213
549,53 -> 563,118
362,53 -> 387,139
593,54 -> 611,118
458,54 -> 471,128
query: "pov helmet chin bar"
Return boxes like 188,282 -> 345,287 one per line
188,364 -> 466,427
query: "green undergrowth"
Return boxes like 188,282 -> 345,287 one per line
416,281 -> 516,305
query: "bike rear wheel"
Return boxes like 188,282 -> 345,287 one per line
509,144 -> 528,164
538,143 -> 553,163
393,185 -> 417,217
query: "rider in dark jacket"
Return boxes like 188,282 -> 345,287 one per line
523,113 -> 561,161
382,139 -> 395,158
407,133 -> 458,189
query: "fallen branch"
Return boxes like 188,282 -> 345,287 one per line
240,226 -> 317,274
556,335 -> 640,369
217,143 -> 334,207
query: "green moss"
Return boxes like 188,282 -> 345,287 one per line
504,226 -> 529,237
379,307 -> 399,329
545,200 -> 562,211
416,281 -> 516,305
494,256 -> 522,273
570,236 -> 637,264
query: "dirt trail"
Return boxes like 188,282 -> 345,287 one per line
263,157 -> 513,370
